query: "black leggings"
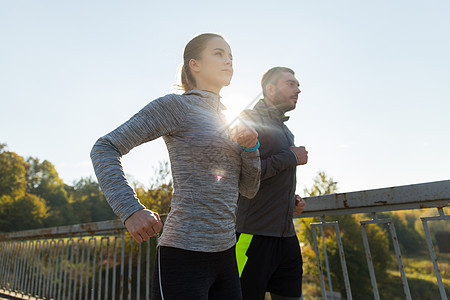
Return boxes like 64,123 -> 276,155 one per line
151,245 -> 242,300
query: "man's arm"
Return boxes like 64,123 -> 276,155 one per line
239,110 -> 307,181
260,149 -> 298,180
260,145 -> 308,180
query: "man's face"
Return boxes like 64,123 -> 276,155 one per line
270,72 -> 301,112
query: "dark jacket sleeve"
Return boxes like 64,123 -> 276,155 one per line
260,149 -> 298,181
239,109 -> 298,182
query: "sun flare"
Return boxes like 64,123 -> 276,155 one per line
221,92 -> 262,127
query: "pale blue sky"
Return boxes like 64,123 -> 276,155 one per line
1,0 -> 449,193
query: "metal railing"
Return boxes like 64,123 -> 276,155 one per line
298,179 -> 450,300
0,220 -> 158,300
0,179 -> 449,300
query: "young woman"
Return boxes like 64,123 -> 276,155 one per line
90,33 -> 261,299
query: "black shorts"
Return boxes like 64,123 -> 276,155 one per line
151,245 -> 242,300
236,233 -> 303,300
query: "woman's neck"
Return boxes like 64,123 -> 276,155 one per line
194,80 -> 222,95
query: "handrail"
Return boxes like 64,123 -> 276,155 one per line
0,219 -> 126,241
297,179 -> 450,218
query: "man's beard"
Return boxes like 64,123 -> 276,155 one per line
273,89 -> 295,113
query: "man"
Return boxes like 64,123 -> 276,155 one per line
236,67 -> 308,300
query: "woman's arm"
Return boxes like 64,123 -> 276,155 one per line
231,120 -> 261,199
238,150 -> 261,199
90,94 -> 190,224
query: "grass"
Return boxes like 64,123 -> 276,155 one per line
299,251 -> 450,300
381,252 -> 450,300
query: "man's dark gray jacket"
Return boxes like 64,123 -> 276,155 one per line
236,99 -> 298,237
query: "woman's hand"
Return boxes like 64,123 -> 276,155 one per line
124,209 -> 162,243
231,121 -> 258,148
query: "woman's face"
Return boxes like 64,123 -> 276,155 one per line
191,37 -> 233,91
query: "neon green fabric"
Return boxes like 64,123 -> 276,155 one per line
235,233 -> 254,277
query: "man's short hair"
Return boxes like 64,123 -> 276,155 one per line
261,67 -> 295,97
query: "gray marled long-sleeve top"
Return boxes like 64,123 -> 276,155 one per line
90,90 -> 261,252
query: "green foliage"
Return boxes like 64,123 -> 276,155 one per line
0,145 -> 49,232
0,143 -> 174,232
67,177 -> 116,224
303,171 -> 338,196
0,146 -> 28,198
134,161 -> 173,215
0,193 -> 48,232
375,211 -> 426,255
26,157 -> 70,226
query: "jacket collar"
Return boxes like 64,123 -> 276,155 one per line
184,89 -> 227,111
254,99 -> 290,122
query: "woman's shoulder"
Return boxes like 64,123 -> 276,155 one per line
140,93 -> 195,111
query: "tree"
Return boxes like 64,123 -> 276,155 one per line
136,183 -> 173,215
68,177 -> 116,223
0,144 -> 49,232
297,171 -> 392,299
0,193 -> 48,232
134,161 -> 173,215
0,144 -> 28,198
26,157 -> 70,226
376,211 -> 426,255
303,170 -> 338,196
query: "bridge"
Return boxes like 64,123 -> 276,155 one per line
0,180 -> 449,299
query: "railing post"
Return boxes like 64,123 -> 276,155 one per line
421,207 -> 449,300
112,236 -> 123,300
360,222 -> 379,299
104,237 -> 111,300
73,238 -> 85,300
32,240 -> 41,298
37,240 -> 48,298
311,218 -> 353,300
146,239 -> 151,300
25,241 -> 36,297
360,213 -> 411,300
319,218 -> 334,299
0,242 -> 6,288
388,221 -> 411,299
51,240 -> 60,297
98,237 -> 106,300
18,240 -> 30,296
89,237 -> 97,300
334,223 -> 352,299
311,224 -> 327,298
47,239 -> 57,298
127,236 -> 133,300
119,236 -> 125,300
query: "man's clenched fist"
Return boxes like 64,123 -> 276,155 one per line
289,146 -> 308,165
294,195 -> 306,215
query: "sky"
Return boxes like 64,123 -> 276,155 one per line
1,0 -> 449,194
